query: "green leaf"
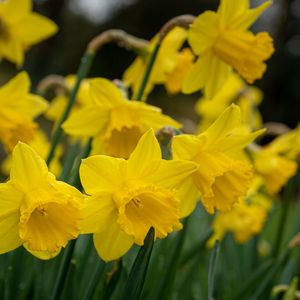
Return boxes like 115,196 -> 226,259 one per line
121,227 -> 155,300
155,218 -> 190,300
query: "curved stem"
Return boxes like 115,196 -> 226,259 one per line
46,50 -> 94,166
135,14 -> 195,101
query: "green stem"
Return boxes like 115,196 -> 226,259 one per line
273,179 -> 294,258
135,43 -> 161,101
46,50 -> 94,166
50,240 -> 77,300
68,138 -> 92,187
82,260 -> 106,300
49,138 -> 92,300
59,140 -> 82,181
208,240 -> 220,300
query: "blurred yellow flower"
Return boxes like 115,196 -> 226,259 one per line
195,74 -> 263,132
173,104 -> 264,216
79,129 -> 197,261
251,145 -> 298,195
207,199 -> 267,247
265,125 -> 300,162
1,129 -> 62,177
63,78 -> 181,158
0,0 -> 58,65
0,72 -> 48,151
183,0 -> 274,98
45,75 -> 92,123
0,142 -> 82,259
165,48 -> 194,95
123,27 -> 187,98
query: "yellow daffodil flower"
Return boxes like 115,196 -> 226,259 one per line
0,72 -> 48,151
0,0 -> 57,66
173,104 -> 264,216
1,129 -> 62,177
207,199 -> 267,247
165,48 -> 194,94
45,75 -> 92,123
196,74 -> 263,132
0,142 -> 82,259
62,78 -> 181,158
265,125 -> 300,162
123,27 -> 187,98
79,129 -> 197,261
251,145 -> 298,195
183,0 -> 274,98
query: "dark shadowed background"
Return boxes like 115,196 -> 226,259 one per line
0,0 -> 299,130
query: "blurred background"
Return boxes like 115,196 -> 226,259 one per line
0,0 -> 299,130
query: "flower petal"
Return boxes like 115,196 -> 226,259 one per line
172,134 -> 204,160
90,78 -> 124,107
231,1 -> 272,30
62,105 -> 110,137
10,142 -> 49,192
0,36 -> 24,66
13,13 -> 58,45
81,193 -> 115,234
80,155 -> 126,195
93,213 -> 134,262
23,244 -> 61,260
183,52 -> 231,97
218,0 -> 249,26
202,104 -> 241,145
188,11 -> 219,55
0,0 -> 31,24
128,129 -> 162,179
146,159 -> 198,189
176,176 -> 200,218
0,211 -> 21,254
0,182 -> 23,218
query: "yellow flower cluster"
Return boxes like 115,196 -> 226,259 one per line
0,0 -> 298,264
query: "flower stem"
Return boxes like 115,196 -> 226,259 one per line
273,179 -> 294,258
50,240 -> 77,300
82,259 -> 106,300
135,14 -> 195,101
208,240 -> 220,300
46,50 -> 95,166
59,140 -> 82,181
135,43 -> 161,101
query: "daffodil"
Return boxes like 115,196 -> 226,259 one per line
45,75 -> 92,123
79,129 -> 197,261
0,142 -> 82,259
251,144 -> 298,195
265,125 -> 300,162
0,0 -> 57,66
165,48 -> 194,94
63,78 -> 181,158
1,129 -> 62,177
0,72 -> 48,151
173,104 -> 264,216
207,199 -> 267,247
195,74 -> 263,132
123,27 -> 187,98
183,0 -> 274,98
